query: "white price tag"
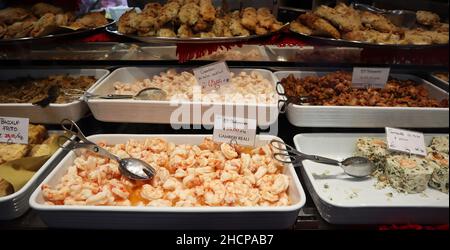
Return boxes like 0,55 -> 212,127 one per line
0,117 -> 29,144
352,67 -> 390,89
213,115 -> 257,147
193,61 -> 231,91
386,127 -> 427,157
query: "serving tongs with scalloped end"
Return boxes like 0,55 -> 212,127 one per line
276,82 -> 315,113
352,3 -> 417,28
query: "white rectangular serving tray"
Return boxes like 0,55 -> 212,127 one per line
30,134 -> 306,230
294,133 -> 449,225
87,67 -> 280,126
274,71 -> 449,128
0,69 -> 110,124
0,131 -> 70,220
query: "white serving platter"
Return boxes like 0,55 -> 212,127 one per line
0,131 -> 70,220
294,133 -> 449,225
87,67 -> 280,126
0,69 -> 110,124
30,134 -> 306,230
274,71 -> 449,128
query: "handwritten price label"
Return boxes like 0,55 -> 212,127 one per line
213,115 -> 257,147
193,61 -> 231,91
0,117 -> 29,144
352,67 -> 390,89
386,127 -> 426,157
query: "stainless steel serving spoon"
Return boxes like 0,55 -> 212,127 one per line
270,140 -> 375,178
58,119 -> 156,180
93,87 -> 168,100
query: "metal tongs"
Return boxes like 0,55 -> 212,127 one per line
276,82 -> 314,113
58,119 -> 156,180
270,140 -> 375,178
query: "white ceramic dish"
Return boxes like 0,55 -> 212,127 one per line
0,69 -> 110,124
294,133 -> 449,225
87,67 -> 280,126
30,134 -> 306,230
274,71 -> 449,128
0,131 -> 69,220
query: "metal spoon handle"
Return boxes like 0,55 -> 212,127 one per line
68,142 -> 121,162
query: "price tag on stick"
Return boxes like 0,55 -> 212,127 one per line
213,115 -> 257,147
0,116 -> 29,144
352,67 -> 390,89
386,127 -> 427,157
193,61 -> 231,91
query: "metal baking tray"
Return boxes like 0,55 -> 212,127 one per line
30,134 -> 306,230
274,71 -> 449,128
294,133 -> 449,225
0,69 -> 110,124
86,67 -> 280,126
0,131 -> 70,220
429,73 -> 449,92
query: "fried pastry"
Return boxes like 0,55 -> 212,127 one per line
299,13 -> 341,39
433,23 -> 449,33
178,24 -> 193,38
55,12 -> 75,27
290,21 -> 312,35
143,2 -> 162,18
31,3 -> 63,17
157,28 -> 176,37
229,18 -> 250,36
29,124 -> 47,145
402,29 -> 433,45
343,30 -> 401,44
158,1 -> 181,25
241,7 -> 257,31
416,11 -> 440,26
0,22 -> 6,38
179,2 -> 200,25
0,7 -> 30,25
0,144 -> 30,164
30,13 -> 57,37
199,0 -> 216,22
4,20 -> 34,38
314,5 -> 360,32
360,11 -> 397,33
212,18 -> 231,37
256,8 -> 274,29
69,12 -> 108,30
118,9 -> 139,34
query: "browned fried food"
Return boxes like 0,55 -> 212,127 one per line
360,11 -> 398,33
290,21 -> 312,35
0,22 -> 6,38
157,28 -> 176,37
334,3 -> 362,30
402,29 -> 433,45
229,17 -> 250,36
432,22 -> 449,33
4,20 -> 34,38
135,14 -> 159,36
199,0 -> 216,22
178,24 -> 193,38
31,2 -> 63,17
69,12 -> 108,30
256,8 -> 274,29
55,12 -> 75,27
410,29 -> 449,44
179,2 -> 200,25
255,25 -> 268,35
193,18 -> 209,32
0,7 -> 30,25
416,11 -> 440,26
0,144 -> 30,164
212,18 -> 231,37
0,178 -> 14,197
200,32 -> 215,38
118,9 -> 139,34
299,12 -> 341,39
241,7 -> 257,31
314,5 -> 360,32
343,29 -> 401,44
29,124 -> 48,145
30,13 -> 57,37
143,2 -> 162,17
280,71 -> 449,107
159,1 -> 181,25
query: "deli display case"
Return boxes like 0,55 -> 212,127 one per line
0,0 -> 448,233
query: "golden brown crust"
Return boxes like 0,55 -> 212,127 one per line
360,11 -> 397,33
0,7 -> 30,25
31,3 -> 63,17
314,5 -> 361,32
416,11 -> 440,26
299,13 -> 341,39
30,13 -> 57,37
290,21 -> 312,35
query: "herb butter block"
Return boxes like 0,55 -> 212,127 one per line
355,138 -> 389,170
386,155 -> 434,194
430,136 -> 449,154
426,149 -> 449,193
